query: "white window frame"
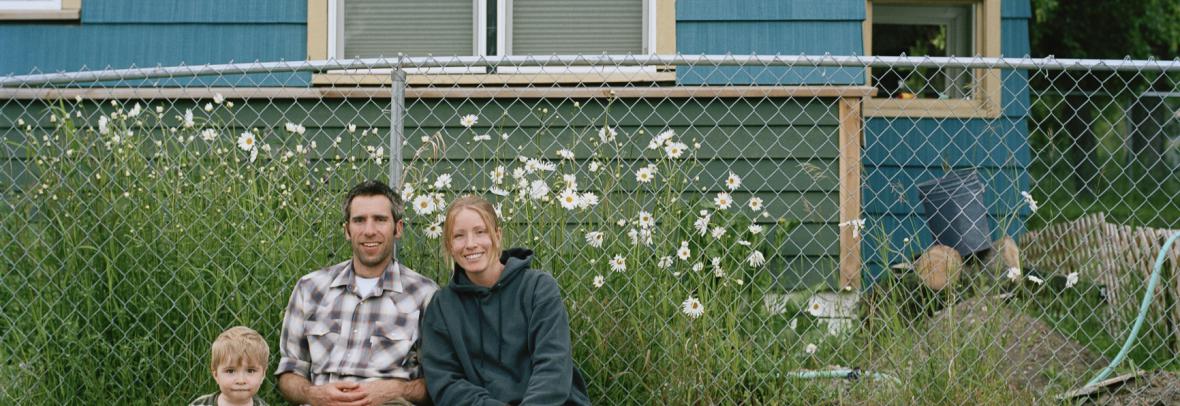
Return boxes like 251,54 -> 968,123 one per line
0,0 -> 60,10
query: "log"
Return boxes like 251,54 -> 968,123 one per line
915,244 -> 963,291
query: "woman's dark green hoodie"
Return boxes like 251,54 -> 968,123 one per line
421,248 -> 590,405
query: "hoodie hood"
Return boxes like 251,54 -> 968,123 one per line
449,247 -> 533,295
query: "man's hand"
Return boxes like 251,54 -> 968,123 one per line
305,381 -> 372,406
359,378 -> 429,405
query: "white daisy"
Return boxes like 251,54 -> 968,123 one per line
714,192 -> 733,210
424,222 -> 443,239
529,180 -> 550,200
725,172 -> 742,190
182,109 -> 194,128
807,300 -> 824,317
401,183 -> 415,200
557,149 -> 575,160
804,343 -> 818,355
1028,275 -> 1044,285
593,275 -> 605,289
737,240 -> 752,246
412,195 -> 437,215
433,174 -> 453,190
491,166 -> 506,184
664,142 -> 687,159
348,124 -> 357,133
558,189 -> 580,210
473,134 -> 492,141
578,192 -> 599,208
199,129 -> 217,141
204,102 -> 213,112
1065,272 -> 1079,289
609,255 -> 626,272
747,250 -> 766,267
748,197 -> 764,212
657,256 -> 673,269
635,166 -> 656,183
691,262 -> 704,272
711,258 -> 725,278
681,296 -> 704,318
649,129 -> 675,149
597,126 -> 617,143
128,103 -> 142,117
637,211 -> 654,229
676,243 -> 691,261
213,93 -> 225,104
585,231 -> 604,248
589,161 -> 601,172
1021,191 -> 1039,212
839,218 -> 866,239
489,186 -> 509,197
749,224 -> 764,235
694,214 -> 710,236
1006,267 -> 1022,282
236,132 -> 256,151
459,114 -> 478,128
710,226 -> 726,239
562,174 -> 577,189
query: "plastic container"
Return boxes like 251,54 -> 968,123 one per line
916,170 -> 992,256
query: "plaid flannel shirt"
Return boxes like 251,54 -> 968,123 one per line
276,260 -> 438,384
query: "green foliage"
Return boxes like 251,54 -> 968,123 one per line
1031,0 -> 1180,59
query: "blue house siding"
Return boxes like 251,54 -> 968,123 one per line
0,0 -> 308,86
861,0 -> 1033,284
675,0 -> 865,85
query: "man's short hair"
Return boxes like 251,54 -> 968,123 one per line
343,180 -> 405,224
210,326 -> 269,371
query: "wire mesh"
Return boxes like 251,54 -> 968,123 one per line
1,55 -> 1179,404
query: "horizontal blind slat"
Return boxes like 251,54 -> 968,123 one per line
512,0 -> 643,55
344,0 -> 474,57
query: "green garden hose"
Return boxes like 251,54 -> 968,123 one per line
1082,230 -> 1180,388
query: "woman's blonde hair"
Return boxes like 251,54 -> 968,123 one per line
442,195 -> 502,262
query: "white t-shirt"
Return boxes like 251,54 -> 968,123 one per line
355,276 -> 380,297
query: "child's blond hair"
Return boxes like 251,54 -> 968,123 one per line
210,326 -> 269,371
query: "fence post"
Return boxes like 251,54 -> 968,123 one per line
390,66 -> 407,188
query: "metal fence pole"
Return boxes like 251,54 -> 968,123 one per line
390,66 -> 406,188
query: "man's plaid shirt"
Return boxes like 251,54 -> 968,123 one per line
276,259 -> 438,384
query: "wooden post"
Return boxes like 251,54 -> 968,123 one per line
838,97 -> 862,290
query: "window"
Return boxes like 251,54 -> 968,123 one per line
0,0 -> 79,20
864,0 -> 1001,118
0,0 -> 60,10
311,0 -> 672,83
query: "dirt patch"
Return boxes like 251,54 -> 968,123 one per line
923,297 -> 1109,396
1091,371 -> 1180,405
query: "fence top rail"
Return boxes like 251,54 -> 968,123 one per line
3,54 -> 1180,87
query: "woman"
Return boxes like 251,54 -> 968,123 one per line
421,195 -> 591,405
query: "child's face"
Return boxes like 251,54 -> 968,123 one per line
212,360 -> 264,403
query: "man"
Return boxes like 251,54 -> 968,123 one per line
277,180 -> 437,405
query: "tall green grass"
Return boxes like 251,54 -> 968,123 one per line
0,99 -> 1132,404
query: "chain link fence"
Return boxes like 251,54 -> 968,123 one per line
2,55 -> 1179,404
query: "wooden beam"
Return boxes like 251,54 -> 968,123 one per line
306,0 -> 328,60
838,97 -> 863,290
1,86 -> 877,100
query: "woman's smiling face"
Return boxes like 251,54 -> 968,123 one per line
448,208 -> 502,279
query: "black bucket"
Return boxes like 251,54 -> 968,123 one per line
917,170 -> 992,256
